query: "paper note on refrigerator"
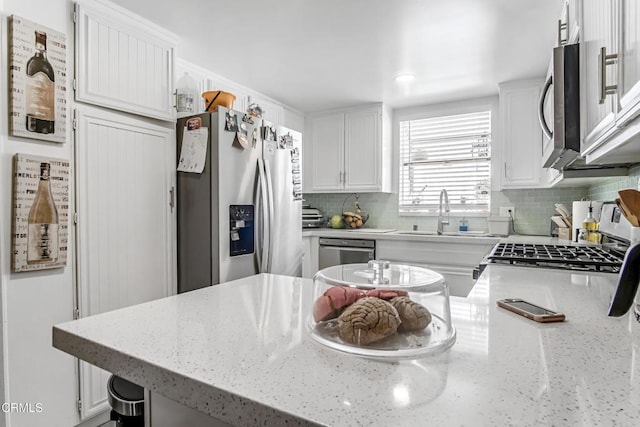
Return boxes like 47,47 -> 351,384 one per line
177,127 -> 208,173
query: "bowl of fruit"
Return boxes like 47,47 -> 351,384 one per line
341,193 -> 369,229
342,211 -> 369,228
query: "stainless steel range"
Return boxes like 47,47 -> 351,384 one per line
484,201 -> 632,274
480,201 -> 640,323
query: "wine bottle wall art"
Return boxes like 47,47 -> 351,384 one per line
12,153 -> 69,272
9,15 -> 67,143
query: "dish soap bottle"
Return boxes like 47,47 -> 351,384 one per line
459,218 -> 468,232
582,203 -> 599,244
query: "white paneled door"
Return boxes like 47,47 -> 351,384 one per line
74,105 -> 176,419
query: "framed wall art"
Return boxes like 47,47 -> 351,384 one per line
9,15 -> 67,143
12,153 -> 69,272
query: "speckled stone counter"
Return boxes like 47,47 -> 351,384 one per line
53,270 -> 640,426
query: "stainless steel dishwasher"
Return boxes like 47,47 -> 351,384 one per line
318,238 -> 375,269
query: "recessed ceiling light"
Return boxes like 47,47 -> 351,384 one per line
395,73 -> 416,83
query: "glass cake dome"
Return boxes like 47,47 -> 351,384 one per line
308,260 -> 456,359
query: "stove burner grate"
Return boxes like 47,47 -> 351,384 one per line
487,243 -> 623,272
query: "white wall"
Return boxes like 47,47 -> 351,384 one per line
0,2 -> 303,426
0,1 -> 77,426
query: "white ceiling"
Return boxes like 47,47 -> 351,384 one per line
111,0 -> 564,113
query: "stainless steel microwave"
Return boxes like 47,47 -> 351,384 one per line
538,43 -> 580,170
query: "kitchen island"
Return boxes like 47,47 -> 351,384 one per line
53,268 -> 640,426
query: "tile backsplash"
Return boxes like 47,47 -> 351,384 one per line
304,187 -> 588,235
304,165 -> 640,236
587,165 -> 640,201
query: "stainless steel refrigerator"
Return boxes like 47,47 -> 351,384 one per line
176,107 -> 302,293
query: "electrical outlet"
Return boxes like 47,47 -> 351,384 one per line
499,207 -> 515,218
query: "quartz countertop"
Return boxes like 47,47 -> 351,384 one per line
53,268 -> 640,426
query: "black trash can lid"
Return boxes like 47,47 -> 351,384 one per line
107,375 -> 144,417
110,376 -> 144,401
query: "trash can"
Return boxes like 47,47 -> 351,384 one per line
105,375 -> 144,427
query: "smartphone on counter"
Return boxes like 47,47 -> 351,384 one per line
497,298 -> 565,323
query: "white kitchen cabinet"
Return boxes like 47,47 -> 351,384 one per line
74,1 -> 176,121
307,112 -> 344,191
579,0 -> 640,165
499,79 -> 548,189
74,105 -> 176,419
305,103 -> 391,193
619,0 -> 640,118
580,0 -> 618,155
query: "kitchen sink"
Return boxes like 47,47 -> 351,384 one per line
395,230 -> 491,237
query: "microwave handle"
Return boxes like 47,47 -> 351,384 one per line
538,75 -> 553,140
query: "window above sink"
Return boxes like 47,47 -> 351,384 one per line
398,109 -> 492,216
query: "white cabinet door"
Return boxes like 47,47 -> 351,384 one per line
581,0 -> 618,153
75,1 -> 176,121
499,80 -> 546,189
309,113 -> 344,191
306,103 -> 391,193
74,105 -> 176,419
344,108 -> 380,191
619,0 -> 640,116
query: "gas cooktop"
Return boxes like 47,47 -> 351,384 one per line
487,243 -> 624,273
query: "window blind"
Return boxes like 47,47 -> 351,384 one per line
399,111 -> 491,215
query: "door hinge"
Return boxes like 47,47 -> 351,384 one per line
72,79 -> 77,91
73,307 -> 80,320
72,11 -> 77,23
73,212 -> 78,225
76,399 -> 82,413
169,186 -> 175,210
72,108 -> 77,130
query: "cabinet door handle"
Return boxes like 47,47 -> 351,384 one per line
598,46 -> 618,104
504,162 -> 507,178
339,171 -> 343,183
557,19 -> 567,46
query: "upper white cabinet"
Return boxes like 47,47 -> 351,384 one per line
620,0 -> 640,114
304,103 -> 392,193
499,79 -> 548,189
580,0 -> 640,164
75,1 -> 177,121
307,112 -> 343,191
580,0 -> 618,154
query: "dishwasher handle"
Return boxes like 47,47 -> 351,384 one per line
319,246 -> 375,253
318,238 -> 375,248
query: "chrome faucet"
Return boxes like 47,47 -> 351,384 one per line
437,189 -> 450,235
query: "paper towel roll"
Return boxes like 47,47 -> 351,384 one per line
572,201 -> 603,239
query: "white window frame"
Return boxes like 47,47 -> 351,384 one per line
394,98 -> 498,217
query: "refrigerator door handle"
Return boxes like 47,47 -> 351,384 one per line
263,159 -> 276,272
257,158 -> 270,273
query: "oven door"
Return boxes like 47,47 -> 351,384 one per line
318,238 -> 375,269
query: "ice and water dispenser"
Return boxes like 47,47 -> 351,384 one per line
229,205 -> 254,256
